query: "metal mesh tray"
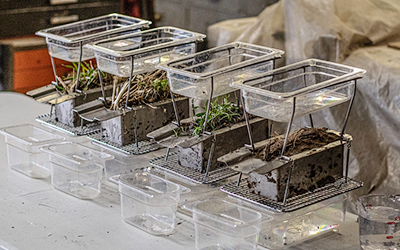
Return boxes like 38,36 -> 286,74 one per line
149,152 -> 239,184
221,177 -> 363,212
87,131 -> 159,155
36,113 -> 101,136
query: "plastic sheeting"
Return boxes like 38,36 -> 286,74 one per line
321,46 -> 400,207
283,0 -> 400,63
207,0 -> 400,210
207,17 -> 257,48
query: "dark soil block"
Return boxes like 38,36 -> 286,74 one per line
54,86 -> 112,127
101,97 -> 189,146
178,117 -> 269,173
247,128 -> 348,202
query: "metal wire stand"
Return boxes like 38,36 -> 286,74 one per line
239,78 -> 359,204
149,152 -> 239,184
221,177 -> 363,212
87,130 -> 160,155
36,113 -> 101,136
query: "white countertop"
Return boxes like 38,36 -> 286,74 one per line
0,92 -> 361,250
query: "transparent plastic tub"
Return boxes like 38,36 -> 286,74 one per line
157,42 -> 284,100
231,59 -> 366,122
229,194 -> 347,249
357,194 -> 400,249
94,142 -> 139,178
41,142 -> 114,199
152,169 -> 231,216
36,13 -> 151,62
0,124 -> 64,178
117,171 -> 182,235
86,26 -> 206,77
184,199 -> 263,250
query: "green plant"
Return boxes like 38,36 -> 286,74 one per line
111,69 -> 172,110
192,95 -> 241,136
151,78 -> 169,93
63,61 -> 105,91
56,61 -> 114,94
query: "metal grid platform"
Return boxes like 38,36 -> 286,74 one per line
149,152 -> 239,184
221,177 -> 363,212
36,113 -> 101,136
88,131 -> 160,155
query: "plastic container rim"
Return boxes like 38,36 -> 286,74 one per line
117,171 -> 182,199
189,199 -> 263,229
0,124 -> 65,146
231,58 -> 366,99
41,141 -> 114,165
157,42 -> 284,79
50,160 -> 103,174
36,13 -> 152,43
85,26 -> 206,57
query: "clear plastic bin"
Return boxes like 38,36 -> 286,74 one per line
117,171 -> 182,235
86,27 -> 206,77
157,42 -> 284,100
0,124 -> 64,178
229,194 -> 347,249
357,194 -> 400,249
184,199 -> 263,250
41,142 -> 114,199
36,13 -> 151,62
231,59 -> 366,122
93,142 -> 140,178
152,169 -> 230,216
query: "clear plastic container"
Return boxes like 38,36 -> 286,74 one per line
153,169 -> 230,216
117,171 -> 182,235
357,194 -> 400,250
86,26 -> 206,77
93,142 -> 140,178
157,42 -> 284,100
230,194 -> 347,249
231,59 -> 366,122
0,124 -> 64,178
36,13 -> 151,62
41,142 -> 114,199
185,199 -> 263,250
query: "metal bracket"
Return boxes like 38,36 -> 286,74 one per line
280,97 -> 296,159
202,76 -> 214,134
204,134 -> 217,177
75,41 -> 83,92
341,80 -> 357,137
125,55 -> 135,109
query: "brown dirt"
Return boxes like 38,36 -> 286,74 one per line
255,127 -> 341,161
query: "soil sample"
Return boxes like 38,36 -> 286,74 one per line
101,69 -> 190,146
178,117 -> 269,173
176,95 -> 269,173
248,127 -> 345,202
53,62 -> 118,127
102,97 -> 189,145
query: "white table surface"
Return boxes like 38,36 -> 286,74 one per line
0,92 -> 361,250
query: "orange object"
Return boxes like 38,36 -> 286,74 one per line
13,49 -> 69,93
